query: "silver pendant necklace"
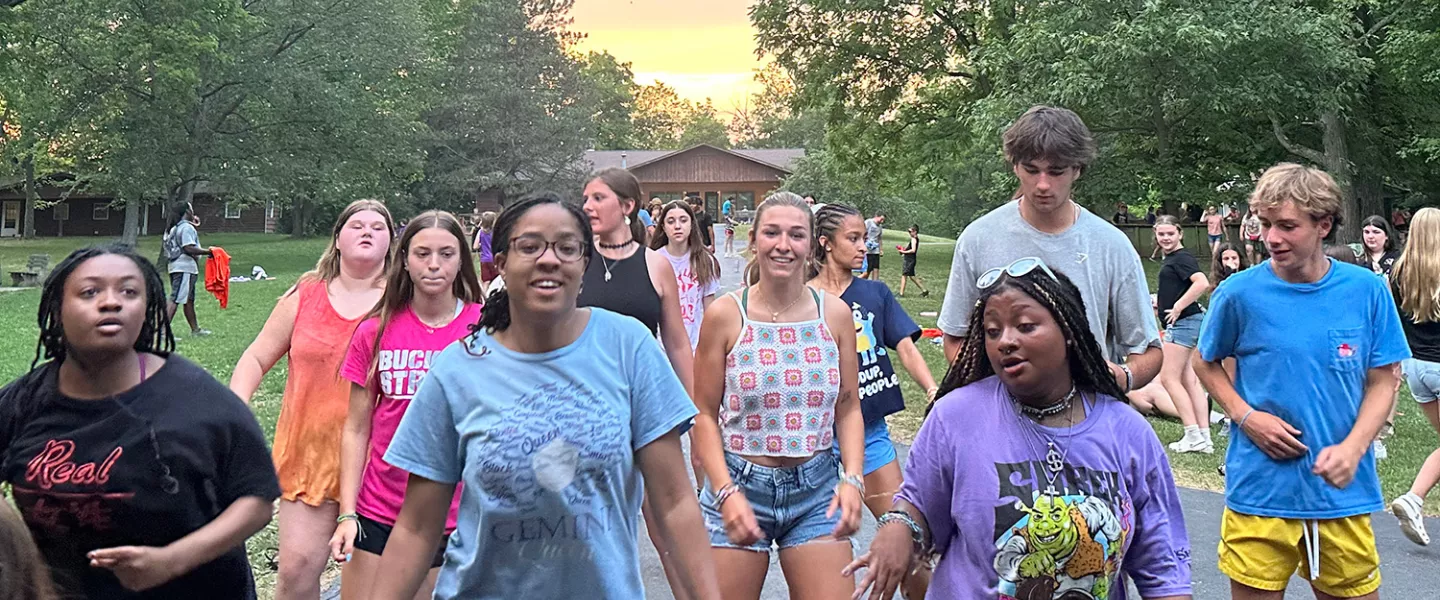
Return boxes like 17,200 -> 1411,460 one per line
1012,388 -> 1080,495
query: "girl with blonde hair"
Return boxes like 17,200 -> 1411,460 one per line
1389,207 -> 1440,546
230,199 -> 395,600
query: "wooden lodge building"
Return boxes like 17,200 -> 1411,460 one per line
570,145 -> 805,218
0,176 -> 279,238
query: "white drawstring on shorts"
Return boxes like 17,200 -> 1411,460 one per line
1300,519 -> 1321,581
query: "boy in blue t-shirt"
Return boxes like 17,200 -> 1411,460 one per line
1195,163 -> 1410,600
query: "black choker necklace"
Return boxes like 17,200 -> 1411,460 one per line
597,239 -> 636,250
1014,385 -> 1077,419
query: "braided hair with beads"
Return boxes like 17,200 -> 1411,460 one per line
930,266 -> 1126,416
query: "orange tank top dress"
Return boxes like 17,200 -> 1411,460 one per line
272,279 -> 365,505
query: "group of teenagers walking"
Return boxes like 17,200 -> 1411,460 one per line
0,104 -> 1435,600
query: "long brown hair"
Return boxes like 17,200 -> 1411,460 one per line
590,168 -> 647,243
649,201 -> 718,288
1210,242 -> 1249,289
363,210 -> 484,388
0,500 -> 57,600
301,199 -> 395,285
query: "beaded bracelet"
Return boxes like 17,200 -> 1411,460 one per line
835,473 -> 866,498
712,482 -> 742,511
878,510 -> 926,550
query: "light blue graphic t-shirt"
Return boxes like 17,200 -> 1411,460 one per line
1198,259 -> 1410,519
385,308 -> 697,599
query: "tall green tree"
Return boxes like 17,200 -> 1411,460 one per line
418,0 -> 592,210
577,50 -> 639,150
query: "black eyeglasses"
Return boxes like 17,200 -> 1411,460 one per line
977,257 -> 1059,289
507,235 -> 586,262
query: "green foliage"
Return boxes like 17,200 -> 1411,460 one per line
576,50 -> 639,150
416,0 -> 592,212
752,0 -> 1440,239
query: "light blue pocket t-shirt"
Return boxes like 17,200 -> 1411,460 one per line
1198,260 -> 1410,519
385,308 -> 697,600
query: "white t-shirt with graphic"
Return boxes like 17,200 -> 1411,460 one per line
656,247 -> 720,349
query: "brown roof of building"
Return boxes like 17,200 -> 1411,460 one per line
584,145 -> 806,174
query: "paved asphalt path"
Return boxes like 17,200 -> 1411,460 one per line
640,442 -> 1440,599
332,231 -> 1440,598
640,232 -> 1440,598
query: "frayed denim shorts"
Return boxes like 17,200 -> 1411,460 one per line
700,451 -> 849,553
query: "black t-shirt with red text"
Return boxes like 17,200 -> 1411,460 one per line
0,355 -> 279,599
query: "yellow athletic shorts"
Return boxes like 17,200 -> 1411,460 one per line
1218,509 -> 1381,597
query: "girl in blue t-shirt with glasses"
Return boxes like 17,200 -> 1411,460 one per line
367,193 -> 720,600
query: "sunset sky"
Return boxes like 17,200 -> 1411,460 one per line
570,0 -> 765,115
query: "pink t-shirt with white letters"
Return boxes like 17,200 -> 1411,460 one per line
341,303 -> 481,530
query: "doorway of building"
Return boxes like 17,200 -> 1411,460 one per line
1,201 -> 20,237
704,192 -> 719,218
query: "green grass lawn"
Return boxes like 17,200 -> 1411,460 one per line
0,229 -> 1435,597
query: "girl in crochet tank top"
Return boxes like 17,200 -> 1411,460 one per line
691,192 -> 866,598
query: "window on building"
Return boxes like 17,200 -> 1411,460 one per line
53,203 -> 70,221
224,201 -> 241,219
266,200 -> 280,220
92,202 -> 110,220
723,192 -> 757,211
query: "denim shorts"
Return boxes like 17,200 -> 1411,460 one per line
832,418 -> 898,476
1405,358 -> 1440,403
701,452 -> 846,552
1163,312 -> 1204,349
1209,234 -> 1223,244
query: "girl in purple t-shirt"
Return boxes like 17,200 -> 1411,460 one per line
846,259 -> 1193,600
329,210 -> 485,596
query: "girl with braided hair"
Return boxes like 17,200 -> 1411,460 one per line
846,258 -> 1192,600
807,202 -> 937,597
0,244 -> 279,599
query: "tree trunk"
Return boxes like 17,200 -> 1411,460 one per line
21,155 -> 37,238
121,201 -> 140,246
1319,109 -> 1359,244
1152,92 -> 1179,217
290,196 -> 312,237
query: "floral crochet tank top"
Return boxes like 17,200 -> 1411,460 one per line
721,286 -> 842,457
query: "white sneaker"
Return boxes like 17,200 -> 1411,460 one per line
1373,440 -> 1388,460
1391,493 -> 1430,546
1171,436 -> 1214,454
1210,410 -> 1226,424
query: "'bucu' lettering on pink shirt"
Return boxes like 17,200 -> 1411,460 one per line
342,303 -> 481,529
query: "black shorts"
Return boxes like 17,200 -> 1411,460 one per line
865,253 -> 881,273
902,254 -> 917,276
354,514 -> 448,568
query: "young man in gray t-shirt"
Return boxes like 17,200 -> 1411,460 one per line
938,106 -> 1161,394
165,201 -> 214,336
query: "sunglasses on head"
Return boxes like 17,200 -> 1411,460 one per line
976,257 -> 1059,290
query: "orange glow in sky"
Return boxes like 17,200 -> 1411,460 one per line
570,0 -> 764,115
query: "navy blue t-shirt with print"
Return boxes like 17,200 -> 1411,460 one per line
841,278 -> 922,424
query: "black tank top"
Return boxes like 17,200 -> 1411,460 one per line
578,245 -> 662,335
